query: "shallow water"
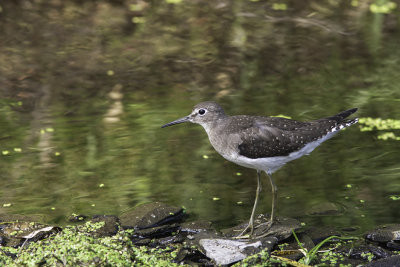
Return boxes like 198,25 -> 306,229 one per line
0,1 -> 399,233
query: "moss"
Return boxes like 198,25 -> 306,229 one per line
0,221 -> 180,266
233,248 -> 289,267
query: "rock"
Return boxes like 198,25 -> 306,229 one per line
132,224 -> 180,240
180,220 -> 221,244
387,241 -> 400,250
89,215 -> 120,237
223,214 -> 301,242
365,255 -> 400,267
120,202 -> 185,229
120,202 -> 187,247
349,244 -> 391,261
156,234 -> 185,245
180,220 -> 213,233
174,247 -> 213,266
301,226 -> 342,245
0,221 -> 60,247
366,224 -> 400,242
199,237 -> 277,266
279,232 -> 314,261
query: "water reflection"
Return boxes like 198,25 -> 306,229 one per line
0,1 -> 399,232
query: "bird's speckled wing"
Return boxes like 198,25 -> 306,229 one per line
235,110 -> 357,159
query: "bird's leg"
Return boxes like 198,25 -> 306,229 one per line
236,170 -> 262,238
255,172 -> 277,238
268,172 -> 277,224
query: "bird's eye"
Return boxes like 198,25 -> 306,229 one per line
198,109 -> 206,115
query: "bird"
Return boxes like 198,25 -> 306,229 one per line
161,101 -> 358,238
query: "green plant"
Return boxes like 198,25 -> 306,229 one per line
292,230 -> 356,265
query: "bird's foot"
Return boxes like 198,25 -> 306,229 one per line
253,219 -> 274,239
233,222 -> 253,239
233,217 -> 275,239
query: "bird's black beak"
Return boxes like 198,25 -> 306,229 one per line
161,116 -> 191,128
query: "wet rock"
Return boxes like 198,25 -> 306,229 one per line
180,220 -> 213,233
223,214 -> 301,242
132,224 -> 180,240
120,202 -> 185,229
133,233 -> 183,247
89,215 -> 120,237
181,224 -> 224,256
198,237 -> 277,266
366,224 -> 400,242
365,255 -> 400,267
181,220 -> 221,245
0,221 -> 60,247
119,202 -> 187,247
301,226 -> 342,245
387,241 -> 400,250
349,244 -> 391,261
174,247 -> 213,266
2,204 -> 399,266
156,234 -> 185,246
279,232 -> 315,261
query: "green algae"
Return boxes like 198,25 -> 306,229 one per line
0,221 -> 180,266
233,248 -> 288,267
358,117 -> 400,141
358,117 -> 400,131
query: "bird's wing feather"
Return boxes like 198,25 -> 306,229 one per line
236,117 -> 341,159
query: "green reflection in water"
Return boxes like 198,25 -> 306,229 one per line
0,1 -> 399,233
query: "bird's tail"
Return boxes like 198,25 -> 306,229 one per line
326,108 -> 358,127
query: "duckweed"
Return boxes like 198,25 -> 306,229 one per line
0,221 -> 180,266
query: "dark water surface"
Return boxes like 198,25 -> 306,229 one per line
1,1 -> 399,233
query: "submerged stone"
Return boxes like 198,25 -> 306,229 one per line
307,202 -> 344,216
120,202 -> 185,229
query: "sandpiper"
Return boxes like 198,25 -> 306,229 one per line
161,101 -> 358,238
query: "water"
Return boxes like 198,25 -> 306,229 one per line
0,1 -> 399,233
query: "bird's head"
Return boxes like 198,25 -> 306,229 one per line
161,101 -> 226,131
